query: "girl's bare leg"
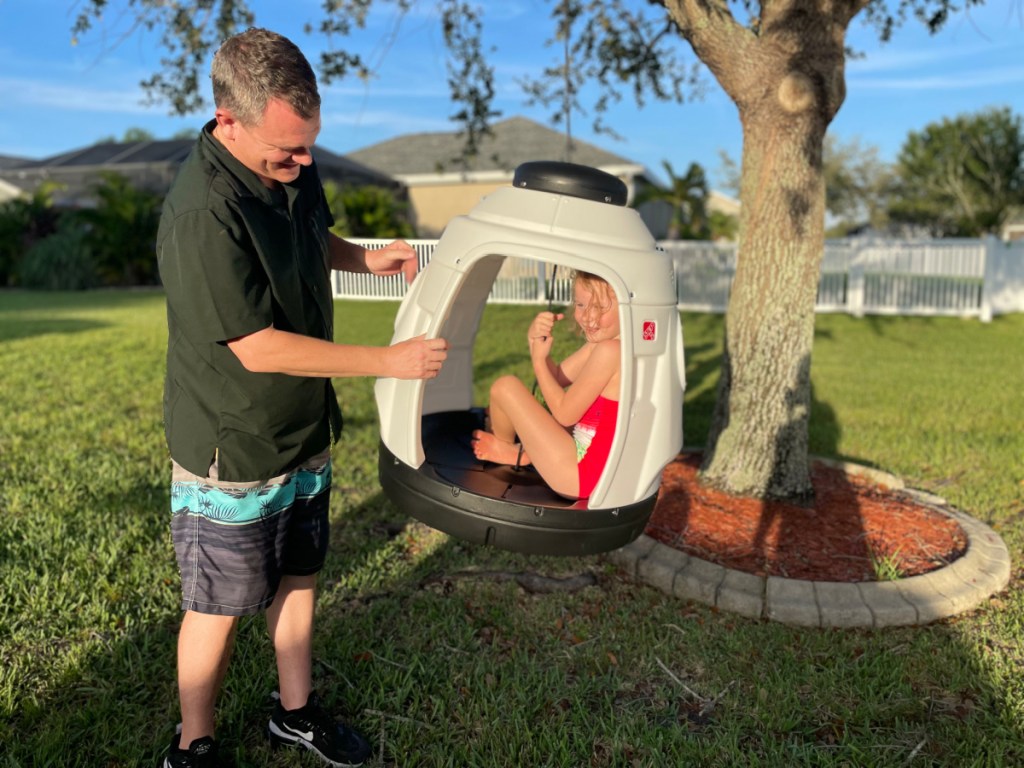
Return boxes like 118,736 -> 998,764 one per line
473,374 -> 580,497
474,374 -> 528,464
484,377 -> 518,444
471,430 -> 530,465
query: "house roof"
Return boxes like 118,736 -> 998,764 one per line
0,137 -> 401,206
15,138 -> 396,185
0,154 -> 32,170
19,140 -> 197,170
346,116 -> 645,181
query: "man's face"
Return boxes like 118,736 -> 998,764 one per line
215,97 -> 321,188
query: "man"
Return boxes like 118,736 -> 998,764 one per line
156,27 -> 447,768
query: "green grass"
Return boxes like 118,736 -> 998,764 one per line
1,290 -> 1022,767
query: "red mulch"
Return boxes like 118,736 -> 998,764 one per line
645,453 -> 968,582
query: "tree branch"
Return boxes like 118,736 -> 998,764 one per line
662,0 -> 755,104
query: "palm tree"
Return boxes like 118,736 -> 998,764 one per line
637,160 -> 710,240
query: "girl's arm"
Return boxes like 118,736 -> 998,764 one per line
527,311 -> 576,387
533,339 -> 619,427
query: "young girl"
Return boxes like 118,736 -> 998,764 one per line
471,270 -> 621,500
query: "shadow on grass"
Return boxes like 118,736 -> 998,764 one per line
0,472 -> 183,767
0,317 -> 110,343
628,317 -> 1020,761
310,485 -> 1024,766
3,469 -> 1021,765
3,300 -> 1019,765
0,289 -> 165,343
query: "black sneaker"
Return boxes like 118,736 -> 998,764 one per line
163,733 -> 220,768
268,692 -> 371,767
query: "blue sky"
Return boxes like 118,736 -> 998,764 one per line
1,0 -> 1021,188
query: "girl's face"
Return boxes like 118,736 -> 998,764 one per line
573,280 -> 620,343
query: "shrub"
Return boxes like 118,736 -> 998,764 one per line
323,181 -> 415,238
19,223 -> 98,290
78,172 -> 162,286
0,183 -> 62,286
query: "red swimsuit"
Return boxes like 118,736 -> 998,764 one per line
572,395 -> 619,499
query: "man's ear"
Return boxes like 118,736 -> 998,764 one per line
214,108 -> 239,140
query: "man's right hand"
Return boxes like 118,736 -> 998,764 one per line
388,334 -> 448,379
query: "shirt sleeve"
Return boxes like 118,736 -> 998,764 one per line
159,207 -> 274,344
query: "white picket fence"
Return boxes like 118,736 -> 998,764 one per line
337,236 -> 1024,322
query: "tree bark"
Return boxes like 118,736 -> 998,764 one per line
700,109 -> 826,499
664,0 -> 850,499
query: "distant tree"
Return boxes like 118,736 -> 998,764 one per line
636,160 -> 710,240
889,107 -> 1024,237
709,209 -> 739,242
0,183 -> 62,286
722,137 -> 896,239
78,172 -> 163,285
716,149 -> 742,197
96,127 -> 157,144
823,134 -> 896,236
122,127 -> 157,142
69,0 -> 989,500
323,181 -> 415,239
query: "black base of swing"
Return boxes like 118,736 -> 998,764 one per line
378,409 -> 655,556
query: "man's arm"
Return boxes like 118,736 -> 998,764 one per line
228,325 -> 447,380
328,233 -> 418,284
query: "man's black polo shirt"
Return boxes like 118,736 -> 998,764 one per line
157,121 -> 343,482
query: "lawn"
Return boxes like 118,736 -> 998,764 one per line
1,290 -> 1022,767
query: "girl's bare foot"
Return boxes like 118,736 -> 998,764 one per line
471,430 -> 531,465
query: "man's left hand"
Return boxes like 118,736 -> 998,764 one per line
366,240 -> 419,284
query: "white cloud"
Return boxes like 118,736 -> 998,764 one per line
321,109 -> 452,132
322,80 -> 449,99
847,40 -> 1019,74
0,76 -> 156,114
849,66 -> 1024,90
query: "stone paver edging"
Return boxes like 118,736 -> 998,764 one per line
607,462 -> 1012,628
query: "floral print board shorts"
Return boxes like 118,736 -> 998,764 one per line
170,449 -> 332,616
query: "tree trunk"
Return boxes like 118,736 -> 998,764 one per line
694,23 -> 847,500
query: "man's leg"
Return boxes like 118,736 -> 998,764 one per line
266,572 -> 371,766
177,610 -> 239,749
266,573 -> 317,710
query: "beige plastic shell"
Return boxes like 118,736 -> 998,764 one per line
374,184 -> 686,510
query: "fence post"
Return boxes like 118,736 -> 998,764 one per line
847,245 -> 865,318
979,235 -> 998,323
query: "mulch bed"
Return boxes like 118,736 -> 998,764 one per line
645,453 -> 968,582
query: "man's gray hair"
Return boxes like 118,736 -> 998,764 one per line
211,28 -> 320,126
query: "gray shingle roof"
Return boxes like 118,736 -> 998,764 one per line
0,154 -> 32,170
0,137 -> 400,206
16,139 -> 395,185
346,116 -> 638,177
21,140 -> 196,169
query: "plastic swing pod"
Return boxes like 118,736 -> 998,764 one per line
375,161 -> 686,556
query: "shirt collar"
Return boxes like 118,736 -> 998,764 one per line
200,118 -> 301,207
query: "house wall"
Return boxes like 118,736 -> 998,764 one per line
0,179 -> 22,203
408,181 -> 507,237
